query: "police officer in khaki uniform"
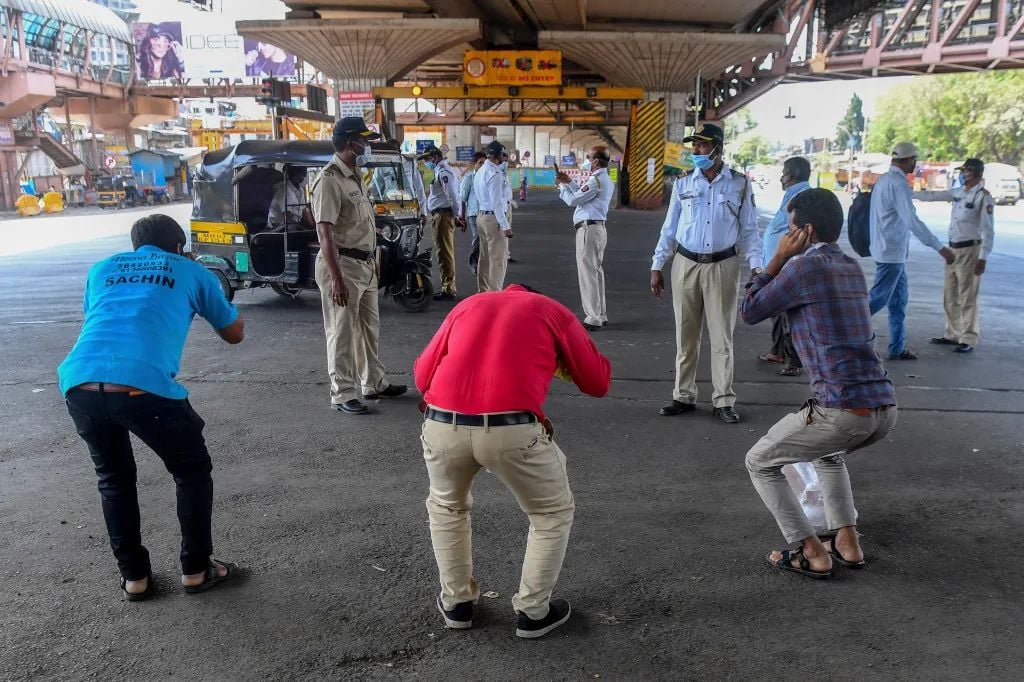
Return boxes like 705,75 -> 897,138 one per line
312,117 -> 407,414
915,158 -> 995,353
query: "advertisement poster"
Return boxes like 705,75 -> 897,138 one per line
338,91 -> 375,118
182,15 -> 245,79
133,22 -> 185,80
243,38 -> 297,77
463,50 -> 562,86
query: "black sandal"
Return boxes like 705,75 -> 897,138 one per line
767,547 -> 832,579
183,559 -> 239,594
120,574 -> 155,602
823,537 -> 866,569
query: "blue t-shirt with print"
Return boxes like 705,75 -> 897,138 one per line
57,245 -> 239,399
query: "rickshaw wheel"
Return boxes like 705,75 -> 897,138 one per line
271,284 -> 302,300
213,270 -> 235,302
394,275 -> 432,313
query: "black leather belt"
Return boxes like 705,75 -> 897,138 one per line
425,408 -> 537,427
478,210 -> 496,215
431,207 -> 453,215
338,247 -> 374,262
950,239 -> 980,249
574,219 -> 605,230
676,244 -> 737,264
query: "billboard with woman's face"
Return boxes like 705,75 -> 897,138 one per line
243,39 -> 297,77
133,22 -> 185,81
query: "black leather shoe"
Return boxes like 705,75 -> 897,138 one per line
930,337 -> 957,345
888,350 -> 919,360
515,598 -> 571,639
332,399 -> 369,414
582,322 -> 602,331
433,292 -> 457,302
713,406 -> 741,423
660,400 -> 696,416
954,343 -> 974,353
364,384 -> 408,399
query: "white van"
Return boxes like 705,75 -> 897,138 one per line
984,162 -> 1022,205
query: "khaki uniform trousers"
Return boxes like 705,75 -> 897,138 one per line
944,244 -> 982,345
575,222 -> 607,326
431,211 -> 457,295
670,253 -> 740,407
421,416 -> 575,619
745,402 -> 897,543
476,213 -> 509,292
314,251 -> 388,403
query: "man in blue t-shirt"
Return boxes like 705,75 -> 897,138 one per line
58,214 -> 245,601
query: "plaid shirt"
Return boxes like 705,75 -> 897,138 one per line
740,243 -> 895,408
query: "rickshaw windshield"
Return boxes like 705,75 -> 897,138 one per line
362,156 -> 414,203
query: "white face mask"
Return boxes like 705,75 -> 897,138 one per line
579,159 -> 592,172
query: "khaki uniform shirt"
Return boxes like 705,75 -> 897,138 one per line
311,153 -> 376,252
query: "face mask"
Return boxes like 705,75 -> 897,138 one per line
350,141 -> 369,166
579,159 -> 592,172
500,161 -> 508,172
425,161 -> 436,170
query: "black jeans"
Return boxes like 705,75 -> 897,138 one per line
66,387 -> 213,580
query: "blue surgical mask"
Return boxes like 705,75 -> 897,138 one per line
693,154 -> 714,171
579,159 -> 592,172
425,161 -> 436,170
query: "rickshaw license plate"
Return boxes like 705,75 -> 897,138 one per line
195,232 -> 233,244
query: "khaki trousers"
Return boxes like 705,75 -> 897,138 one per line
670,253 -> 739,407
431,211 -> 457,295
745,403 -> 897,543
476,213 -> 509,292
421,416 -> 575,619
575,223 -> 607,326
944,244 -> 982,345
314,251 -> 388,403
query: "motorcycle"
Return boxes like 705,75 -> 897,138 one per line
377,217 -> 433,312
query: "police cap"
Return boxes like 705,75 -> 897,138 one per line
683,123 -> 724,146
332,117 -> 381,147
955,158 -> 984,175
485,140 -> 505,158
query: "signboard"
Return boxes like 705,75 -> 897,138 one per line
338,91 -> 375,118
561,155 -> 575,165
543,155 -> 556,166
463,50 -> 562,86
104,156 -> 117,169
0,123 -> 14,146
133,18 -> 297,80
416,139 -> 434,154
456,146 -> 476,161
663,141 -> 686,170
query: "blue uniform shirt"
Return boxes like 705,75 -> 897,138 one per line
762,181 -> 811,267
57,246 -> 239,399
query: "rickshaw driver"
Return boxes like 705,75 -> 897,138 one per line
311,117 -> 407,415
268,166 -> 315,232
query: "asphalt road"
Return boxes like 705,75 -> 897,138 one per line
1,191 -> 1022,680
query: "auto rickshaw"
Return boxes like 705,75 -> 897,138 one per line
96,175 -> 140,209
190,139 -> 431,309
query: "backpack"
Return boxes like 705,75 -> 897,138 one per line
847,190 -> 872,257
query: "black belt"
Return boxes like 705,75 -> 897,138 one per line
574,219 -> 605,230
478,210 -> 496,215
676,244 -> 737,264
949,239 -> 980,249
431,207 -> 453,215
338,247 -> 374,262
425,408 -> 537,427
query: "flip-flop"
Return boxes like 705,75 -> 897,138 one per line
758,353 -> 785,364
778,366 -> 803,377
120,574 -> 155,602
184,559 -> 239,594
767,547 -> 832,579
823,538 -> 866,569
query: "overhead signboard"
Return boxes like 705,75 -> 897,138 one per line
463,50 -> 562,86
338,91 -> 375,118
133,17 -> 298,81
456,146 -> 476,161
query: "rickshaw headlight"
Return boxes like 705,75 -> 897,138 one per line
381,222 -> 401,242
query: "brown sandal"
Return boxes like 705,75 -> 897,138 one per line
767,547 -> 832,579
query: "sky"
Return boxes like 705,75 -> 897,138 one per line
744,77 -> 914,147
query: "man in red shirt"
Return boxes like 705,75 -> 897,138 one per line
414,284 -> 611,639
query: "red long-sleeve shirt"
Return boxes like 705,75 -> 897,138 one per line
414,285 -> 611,419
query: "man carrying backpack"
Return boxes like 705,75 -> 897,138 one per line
867,143 -> 954,360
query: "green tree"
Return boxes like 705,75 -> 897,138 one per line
866,71 -> 1024,165
732,134 -> 773,170
835,94 -> 865,151
725,107 -> 757,141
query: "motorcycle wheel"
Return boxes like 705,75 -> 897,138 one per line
394,274 -> 432,313
271,283 -> 302,300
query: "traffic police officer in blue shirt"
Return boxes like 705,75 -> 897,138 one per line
419,145 -> 465,300
58,214 -> 244,601
649,123 -> 763,423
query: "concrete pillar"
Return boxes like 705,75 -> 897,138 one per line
443,125 -> 480,165
535,130 -> 550,164
515,126 -> 537,166
548,136 -> 561,160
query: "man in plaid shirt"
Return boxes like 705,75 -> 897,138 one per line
740,188 -> 897,579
